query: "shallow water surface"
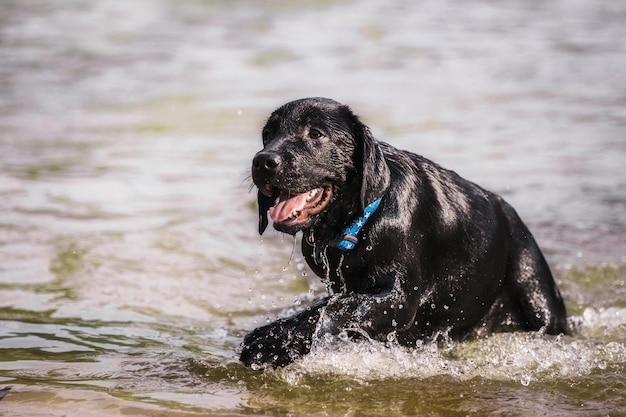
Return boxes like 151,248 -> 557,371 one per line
1,0 -> 625,416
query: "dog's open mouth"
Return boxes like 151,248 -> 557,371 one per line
263,184 -> 332,225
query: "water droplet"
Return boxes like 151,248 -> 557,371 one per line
366,245 -> 373,251
431,303 -> 436,309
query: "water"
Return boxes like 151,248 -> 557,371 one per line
1,0 -> 625,415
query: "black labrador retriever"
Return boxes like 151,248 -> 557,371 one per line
241,97 -> 569,369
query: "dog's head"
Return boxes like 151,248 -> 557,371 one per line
252,97 -> 390,235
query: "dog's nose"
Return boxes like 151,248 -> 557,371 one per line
253,151 -> 281,173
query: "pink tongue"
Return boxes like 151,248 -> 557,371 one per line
269,192 -> 310,223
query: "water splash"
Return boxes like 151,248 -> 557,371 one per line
276,307 -> 625,385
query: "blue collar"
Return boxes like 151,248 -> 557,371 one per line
330,197 -> 383,251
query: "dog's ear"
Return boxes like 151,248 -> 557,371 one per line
257,191 -> 274,235
353,119 -> 390,211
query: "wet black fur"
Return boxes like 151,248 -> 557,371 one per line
241,97 -> 569,369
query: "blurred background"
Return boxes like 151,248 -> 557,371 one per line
0,1 -> 625,416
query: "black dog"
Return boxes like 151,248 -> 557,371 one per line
240,97 -> 569,369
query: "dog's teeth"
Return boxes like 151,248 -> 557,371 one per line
306,189 -> 321,202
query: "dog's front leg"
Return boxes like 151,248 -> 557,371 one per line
315,287 -> 413,343
240,298 -> 329,369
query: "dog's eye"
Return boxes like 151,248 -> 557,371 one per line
262,129 -> 271,144
309,128 -> 323,139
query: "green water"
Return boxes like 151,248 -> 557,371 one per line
1,263 -> 625,416
1,0 -> 625,415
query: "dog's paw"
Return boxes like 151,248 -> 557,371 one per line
239,327 -> 292,369
239,319 -> 314,370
